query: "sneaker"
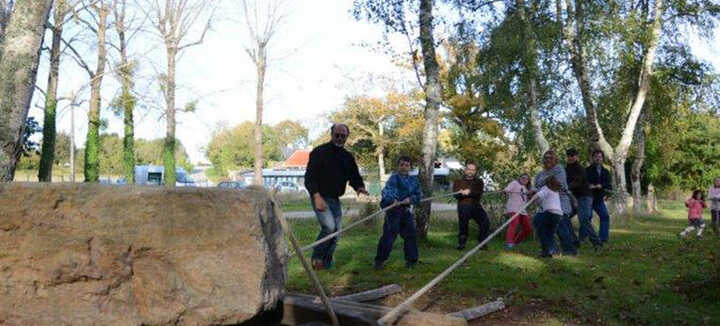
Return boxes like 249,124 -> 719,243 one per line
374,261 -> 385,270
539,252 -> 553,258
456,244 -> 466,250
505,243 -> 515,250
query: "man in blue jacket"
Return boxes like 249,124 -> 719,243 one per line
305,123 -> 368,270
586,150 -> 613,243
374,156 -> 422,270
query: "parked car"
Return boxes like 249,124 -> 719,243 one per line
217,181 -> 247,189
273,181 -> 307,194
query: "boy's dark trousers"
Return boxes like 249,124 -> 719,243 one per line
375,207 -> 418,264
457,203 -> 489,246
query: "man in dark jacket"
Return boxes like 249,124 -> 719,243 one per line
452,163 -> 488,250
586,149 -> 612,243
304,123 -> 368,270
565,148 -> 602,249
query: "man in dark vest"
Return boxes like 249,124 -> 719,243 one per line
452,162 -> 488,250
565,148 -> 602,249
586,149 -> 612,244
304,123 -> 368,270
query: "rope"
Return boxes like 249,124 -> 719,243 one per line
377,194 -> 540,326
291,191 -> 463,256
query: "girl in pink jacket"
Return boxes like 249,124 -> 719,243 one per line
680,190 -> 707,238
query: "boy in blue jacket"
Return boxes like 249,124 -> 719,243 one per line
374,156 -> 423,270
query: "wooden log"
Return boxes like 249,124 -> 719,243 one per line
332,284 -> 402,303
283,293 -> 467,326
448,300 -> 506,320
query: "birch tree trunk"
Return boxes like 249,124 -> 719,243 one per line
416,0 -> 443,238
84,3 -> 109,182
163,46 -> 177,188
39,0 -> 68,182
517,0 -> 549,153
0,0 -> 53,181
378,121 -> 385,187
631,119 -> 646,215
253,45 -> 266,186
558,0 -> 664,216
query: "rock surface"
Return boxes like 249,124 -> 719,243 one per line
0,183 -> 287,325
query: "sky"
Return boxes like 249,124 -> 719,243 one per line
27,0 -> 720,165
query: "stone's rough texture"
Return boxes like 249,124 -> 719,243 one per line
0,183 -> 287,325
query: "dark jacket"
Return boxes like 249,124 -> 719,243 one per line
565,161 -> 591,198
304,142 -> 364,199
380,173 -> 422,209
453,178 -> 484,206
585,164 -> 612,200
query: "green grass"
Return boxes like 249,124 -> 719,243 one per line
286,202 -> 720,325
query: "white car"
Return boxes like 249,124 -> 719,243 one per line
273,181 -> 307,195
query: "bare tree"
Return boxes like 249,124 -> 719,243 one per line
64,0 -> 111,182
38,0 -> 70,182
0,0 -> 53,181
111,0 -> 143,184
147,0 -> 213,188
237,0 -> 286,186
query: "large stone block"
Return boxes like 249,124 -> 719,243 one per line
0,183 -> 287,325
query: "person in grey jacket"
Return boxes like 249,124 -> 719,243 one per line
531,150 -> 578,255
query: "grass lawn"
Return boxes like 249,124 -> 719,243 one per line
285,201 -> 720,325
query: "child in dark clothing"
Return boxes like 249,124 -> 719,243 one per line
374,156 -> 423,270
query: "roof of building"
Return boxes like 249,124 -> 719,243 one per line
283,150 -> 310,167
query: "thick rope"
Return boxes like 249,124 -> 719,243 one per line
377,194 -> 539,326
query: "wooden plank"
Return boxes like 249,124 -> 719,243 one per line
283,293 -> 467,326
448,300 -> 506,320
332,284 -> 402,303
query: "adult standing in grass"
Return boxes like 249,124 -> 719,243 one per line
452,162 -> 489,250
304,123 -> 368,270
533,150 -> 577,255
586,150 -> 613,244
565,148 -> 603,250
374,156 -> 422,270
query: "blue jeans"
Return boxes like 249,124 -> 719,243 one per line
592,198 -> 610,242
311,196 -> 342,267
556,215 -> 578,254
375,208 -> 418,264
575,196 -> 601,246
534,212 -> 561,255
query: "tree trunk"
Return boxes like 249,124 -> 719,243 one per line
631,116 -> 646,216
0,0 -> 53,181
0,0 -> 13,50
378,121 -> 385,187
416,0 -> 442,238
517,0 -> 549,154
116,0 -> 135,184
253,45 -> 266,186
84,4 -> 109,182
163,46 -> 177,188
39,0 -> 67,182
647,183 -> 657,214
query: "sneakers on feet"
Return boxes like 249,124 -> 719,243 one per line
505,243 -> 515,250
311,259 -> 326,270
